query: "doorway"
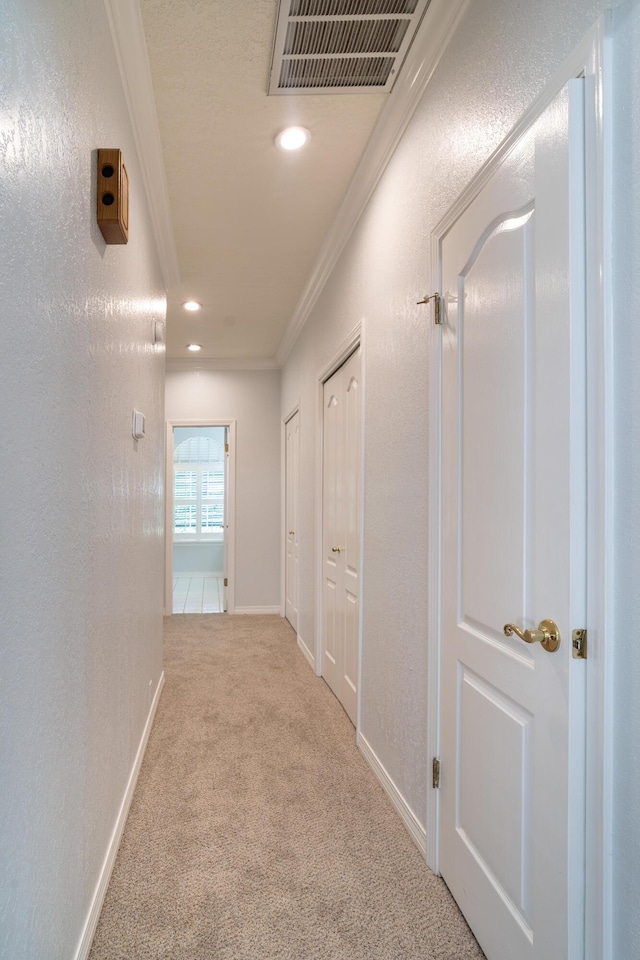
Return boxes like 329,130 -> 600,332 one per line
165,420 -> 236,614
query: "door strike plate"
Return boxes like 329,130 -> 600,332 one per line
432,757 -> 441,789
416,292 -> 442,325
572,629 -> 587,659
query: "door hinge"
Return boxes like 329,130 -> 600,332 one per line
224,577 -> 228,587
572,628 -> 587,659
225,443 -> 229,453
432,757 -> 441,789
416,292 -> 442,325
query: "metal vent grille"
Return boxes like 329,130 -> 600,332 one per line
269,0 -> 430,95
284,18 -> 411,57
289,0 -> 419,15
280,56 -> 396,90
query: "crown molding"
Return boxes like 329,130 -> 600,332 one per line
165,357 -> 280,373
103,0 -> 180,290
275,0 -> 472,367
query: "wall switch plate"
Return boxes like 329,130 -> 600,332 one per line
132,410 -> 145,440
153,320 -> 165,344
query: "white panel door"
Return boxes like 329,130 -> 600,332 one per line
439,83 -> 587,960
285,410 -> 300,630
322,347 -> 361,725
222,428 -> 229,613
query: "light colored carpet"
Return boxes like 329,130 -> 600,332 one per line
88,614 -> 484,960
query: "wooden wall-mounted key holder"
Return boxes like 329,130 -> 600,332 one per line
97,149 -> 129,244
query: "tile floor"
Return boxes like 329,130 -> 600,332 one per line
172,575 -> 225,614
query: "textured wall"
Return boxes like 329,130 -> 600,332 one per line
165,369 -> 281,609
281,0 -> 621,847
0,1 -> 166,958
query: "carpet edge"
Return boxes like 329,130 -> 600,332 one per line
74,670 -> 166,960
297,634 -> 316,670
357,731 -> 427,859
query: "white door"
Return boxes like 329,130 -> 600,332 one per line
222,428 -> 229,613
285,410 -> 300,630
439,82 -> 587,960
322,348 -> 361,725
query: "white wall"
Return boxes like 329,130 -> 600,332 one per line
0,1 -> 166,958
173,543 -> 223,573
165,369 -> 281,609
281,2 -> 638,946
611,1 -> 640,954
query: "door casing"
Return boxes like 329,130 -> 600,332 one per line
426,18 -> 612,960
165,419 -> 237,615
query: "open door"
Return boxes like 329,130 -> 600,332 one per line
437,81 -> 588,960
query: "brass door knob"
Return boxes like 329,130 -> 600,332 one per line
503,619 -> 560,653
331,546 -> 342,554
289,530 -> 295,535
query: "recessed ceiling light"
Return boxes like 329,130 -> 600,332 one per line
275,126 -> 311,151
187,343 -> 202,352
183,301 -> 202,312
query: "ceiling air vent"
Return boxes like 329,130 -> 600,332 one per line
268,0 -> 431,95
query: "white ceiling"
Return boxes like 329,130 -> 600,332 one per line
140,0 -> 389,361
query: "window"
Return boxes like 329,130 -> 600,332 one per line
173,434 -> 225,541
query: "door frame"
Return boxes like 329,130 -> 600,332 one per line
165,419 -> 237,615
280,401 -> 300,623
315,323 -> 365,726
426,17 -> 612,960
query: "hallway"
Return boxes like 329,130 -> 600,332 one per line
88,616 -> 483,960
5,0 -> 638,956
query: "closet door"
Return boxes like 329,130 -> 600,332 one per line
322,348 -> 361,724
285,410 -> 299,630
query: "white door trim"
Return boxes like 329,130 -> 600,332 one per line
315,323 -> 365,729
281,401 -> 300,620
165,419 -> 237,615
426,17 -> 612,960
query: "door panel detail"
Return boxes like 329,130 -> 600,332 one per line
457,667 -> 533,931
459,207 -> 534,633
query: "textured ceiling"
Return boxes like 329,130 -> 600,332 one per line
140,0 -> 387,360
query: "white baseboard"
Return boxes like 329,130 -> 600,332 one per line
297,634 -> 315,670
233,606 -> 281,615
357,731 -> 427,858
74,671 -> 165,960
